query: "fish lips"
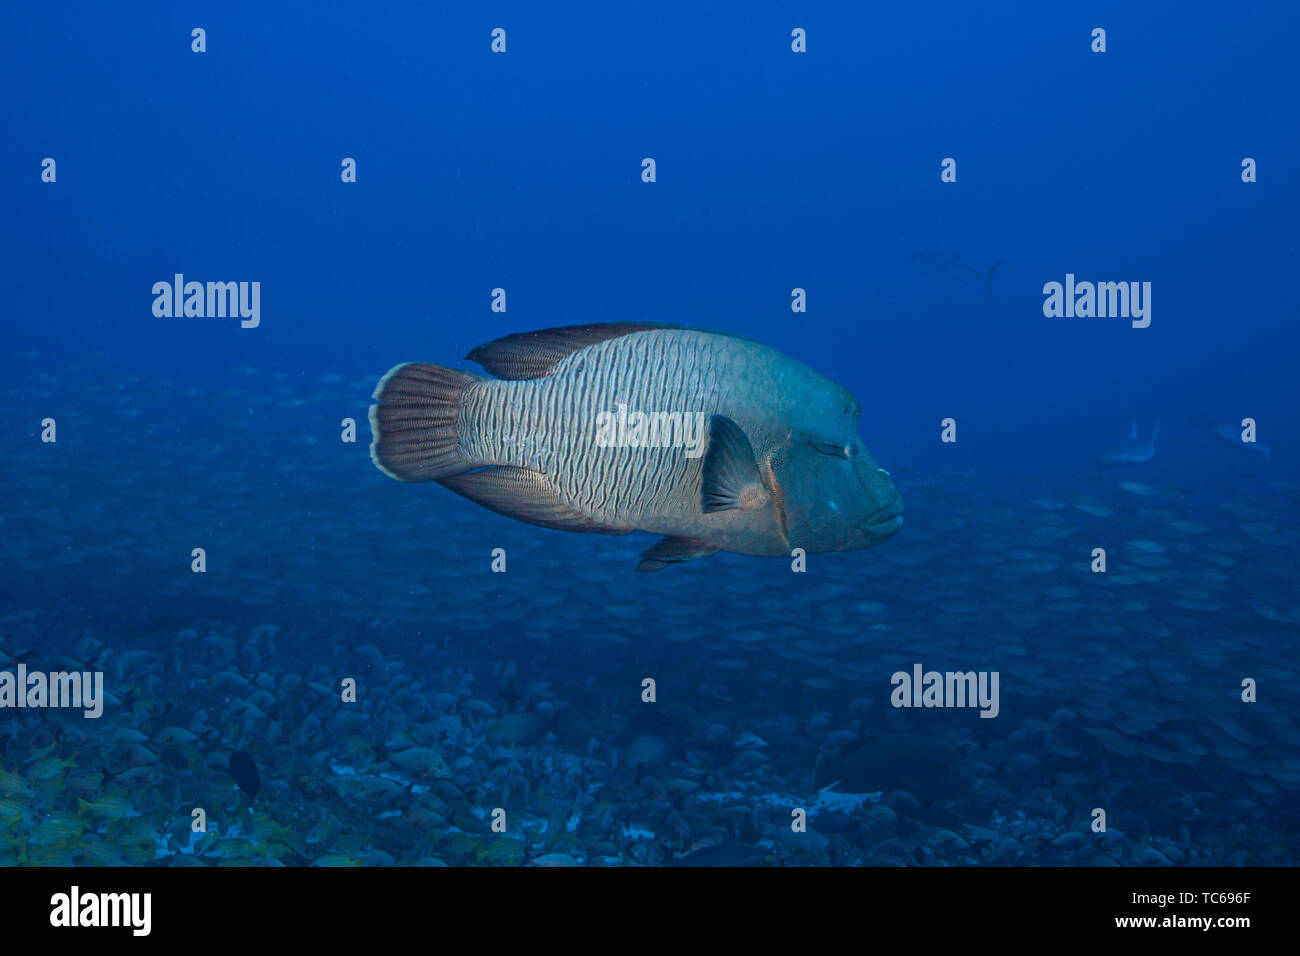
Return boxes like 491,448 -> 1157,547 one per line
864,500 -> 904,537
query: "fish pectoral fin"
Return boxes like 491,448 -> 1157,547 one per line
701,414 -> 768,513
635,536 -> 720,572
438,466 -> 629,535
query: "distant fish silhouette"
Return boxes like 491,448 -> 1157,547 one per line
911,252 -> 1003,296
1213,423 -> 1270,462
1092,423 -> 1159,466
1188,411 -> 1271,463
228,751 -> 261,803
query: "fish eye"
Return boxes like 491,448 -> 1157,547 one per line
812,439 -> 854,460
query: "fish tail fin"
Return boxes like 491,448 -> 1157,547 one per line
369,363 -> 484,481
985,260 -> 1003,296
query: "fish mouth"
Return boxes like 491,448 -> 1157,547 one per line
865,502 -> 904,536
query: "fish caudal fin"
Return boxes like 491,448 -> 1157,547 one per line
369,363 -> 483,481
984,260 -> 1003,296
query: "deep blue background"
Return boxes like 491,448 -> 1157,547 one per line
1,0 -> 1299,872
3,0 -> 1297,479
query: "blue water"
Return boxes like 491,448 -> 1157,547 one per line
1,2 -> 1297,866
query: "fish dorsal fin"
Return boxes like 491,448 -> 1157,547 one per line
1129,422 -> 1137,440
635,536 -> 719,572
466,322 -> 767,380
466,323 -> 672,380
438,466 -> 630,536
701,415 -> 768,513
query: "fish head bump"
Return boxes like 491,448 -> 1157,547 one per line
771,421 -> 903,554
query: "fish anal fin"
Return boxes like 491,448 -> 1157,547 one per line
438,467 -> 629,536
701,414 -> 767,513
466,324 -> 671,380
635,536 -> 719,572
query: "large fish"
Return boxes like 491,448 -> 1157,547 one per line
369,324 -> 903,570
